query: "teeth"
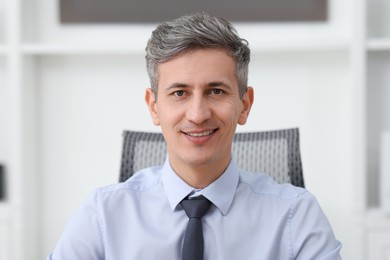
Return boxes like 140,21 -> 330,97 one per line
187,130 -> 214,137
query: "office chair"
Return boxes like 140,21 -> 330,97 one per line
119,128 -> 305,188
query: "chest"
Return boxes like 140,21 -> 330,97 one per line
102,204 -> 292,260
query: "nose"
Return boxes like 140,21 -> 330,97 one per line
186,94 -> 211,125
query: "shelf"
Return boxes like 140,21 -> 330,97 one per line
21,43 -> 145,55
250,39 -> 349,53
367,38 -> 390,51
18,40 -> 350,56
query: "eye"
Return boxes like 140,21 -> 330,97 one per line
173,90 -> 185,97
210,89 -> 224,95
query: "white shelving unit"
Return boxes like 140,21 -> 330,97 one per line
363,1 -> 390,258
1,0 -> 390,259
0,0 -> 14,259
365,0 -> 390,208
367,38 -> 390,51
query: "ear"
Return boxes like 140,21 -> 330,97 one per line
145,88 -> 160,126
238,87 -> 254,125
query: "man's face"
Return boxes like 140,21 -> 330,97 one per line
146,48 -> 253,175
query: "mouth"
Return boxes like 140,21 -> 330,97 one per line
183,129 -> 217,137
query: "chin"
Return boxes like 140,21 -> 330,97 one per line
186,156 -> 212,166
185,151 -> 223,167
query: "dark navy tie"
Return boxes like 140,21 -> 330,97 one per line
180,196 -> 212,260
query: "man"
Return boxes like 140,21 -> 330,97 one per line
48,12 -> 341,259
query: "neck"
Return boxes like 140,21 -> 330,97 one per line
170,157 -> 231,189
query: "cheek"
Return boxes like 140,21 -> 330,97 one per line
229,100 -> 245,125
218,104 -> 241,126
157,105 -> 183,128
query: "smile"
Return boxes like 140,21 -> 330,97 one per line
185,130 -> 216,137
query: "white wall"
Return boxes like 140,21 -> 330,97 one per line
0,0 -> 5,44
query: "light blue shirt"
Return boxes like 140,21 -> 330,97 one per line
48,159 -> 342,259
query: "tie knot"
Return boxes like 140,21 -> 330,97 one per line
181,196 -> 211,219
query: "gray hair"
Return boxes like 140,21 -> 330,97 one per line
145,12 -> 250,99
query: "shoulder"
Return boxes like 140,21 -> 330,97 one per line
238,170 -> 307,201
96,166 -> 164,197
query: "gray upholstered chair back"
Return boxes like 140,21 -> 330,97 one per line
119,128 -> 304,188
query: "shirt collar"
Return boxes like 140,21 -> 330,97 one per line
162,157 -> 239,216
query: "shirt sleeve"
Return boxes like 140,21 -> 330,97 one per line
290,191 -> 342,260
47,190 -> 105,260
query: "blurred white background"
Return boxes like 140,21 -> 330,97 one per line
1,0 -> 390,259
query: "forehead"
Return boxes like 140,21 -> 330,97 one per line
157,48 -> 237,84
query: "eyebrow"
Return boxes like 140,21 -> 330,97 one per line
165,83 -> 189,91
165,81 -> 232,91
208,81 -> 232,89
